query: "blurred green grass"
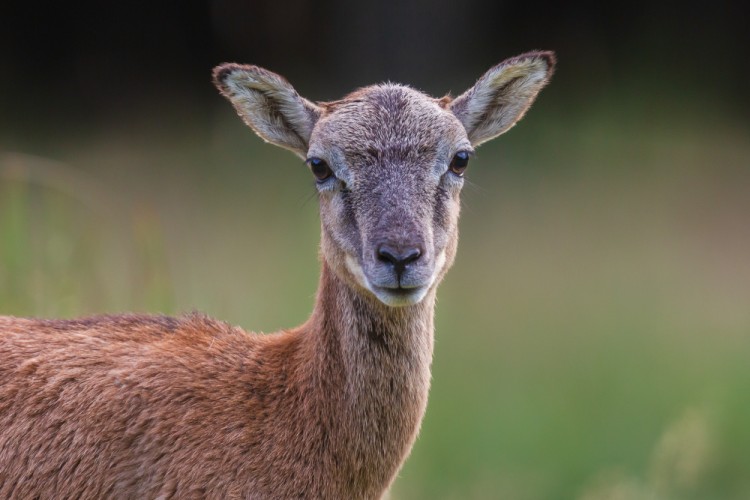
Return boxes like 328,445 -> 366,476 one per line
1,97 -> 749,499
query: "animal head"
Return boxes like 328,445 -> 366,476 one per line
214,52 -> 555,307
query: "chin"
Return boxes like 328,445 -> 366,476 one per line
371,285 -> 430,307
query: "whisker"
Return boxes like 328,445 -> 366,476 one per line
298,185 -> 319,209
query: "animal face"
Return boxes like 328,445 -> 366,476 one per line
307,86 -> 469,306
213,52 -> 555,307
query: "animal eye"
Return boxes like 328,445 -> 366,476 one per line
307,158 -> 333,181
449,151 -> 470,176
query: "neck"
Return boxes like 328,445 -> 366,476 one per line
301,260 -> 436,495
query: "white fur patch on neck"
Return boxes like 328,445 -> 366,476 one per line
345,254 -> 371,291
428,250 -> 447,289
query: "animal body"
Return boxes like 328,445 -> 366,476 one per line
0,51 -> 554,498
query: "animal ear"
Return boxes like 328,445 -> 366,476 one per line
213,64 -> 322,157
449,51 -> 555,147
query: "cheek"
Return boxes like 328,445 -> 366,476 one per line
432,187 -> 461,249
320,192 -> 362,256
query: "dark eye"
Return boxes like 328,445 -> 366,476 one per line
449,151 -> 470,176
307,157 -> 333,181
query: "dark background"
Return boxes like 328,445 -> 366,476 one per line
2,0 -> 748,144
2,2 -> 749,499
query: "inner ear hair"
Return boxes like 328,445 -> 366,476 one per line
213,64 -> 321,157
450,51 -> 556,147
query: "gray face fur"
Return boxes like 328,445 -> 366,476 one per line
214,51 -> 555,307
308,85 -> 470,306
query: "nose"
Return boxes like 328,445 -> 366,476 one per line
376,243 -> 423,277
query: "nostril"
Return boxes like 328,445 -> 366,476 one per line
376,244 -> 423,272
377,245 -> 399,265
402,248 -> 421,265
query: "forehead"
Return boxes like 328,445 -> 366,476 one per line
311,84 -> 465,160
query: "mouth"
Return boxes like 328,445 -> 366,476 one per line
344,254 -> 433,307
370,284 -> 430,307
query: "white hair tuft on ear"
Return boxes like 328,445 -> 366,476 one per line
450,51 -> 556,147
213,64 -> 322,157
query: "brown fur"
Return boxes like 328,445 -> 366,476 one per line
0,51 -> 554,498
1,268 -> 431,498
